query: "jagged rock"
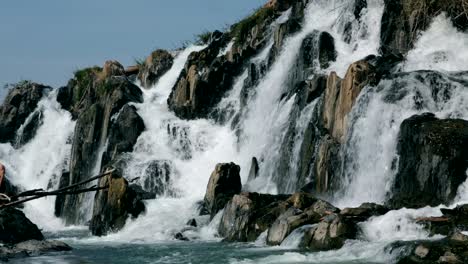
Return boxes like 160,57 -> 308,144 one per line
314,135 -> 340,194
219,192 -> 290,242
174,232 -> 189,241
389,113 -> 468,208
300,31 -> 336,72
340,203 -> 390,222
55,63 -> 143,225
380,0 -> 468,56
304,199 -> 340,217
0,208 -> 44,244
101,105 -> 145,167
204,163 -> 241,218
90,169 -> 146,236
302,213 -> 356,251
322,59 -> 376,143
0,81 -> 51,144
247,157 -> 259,182
186,218 -> 197,227
168,34 -> 242,119
266,207 -> 321,245
393,233 -> 468,263
137,49 -> 174,89
0,240 -> 72,260
14,109 -> 43,147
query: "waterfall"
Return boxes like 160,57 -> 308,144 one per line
1,2 -> 468,259
0,91 -> 75,230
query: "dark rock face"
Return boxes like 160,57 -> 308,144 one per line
0,240 -> 72,261
393,232 -> 468,263
380,0 -> 468,56
204,163 -> 241,218
55,62 -> 144,225
219,192 -> 290,242
137,49 -> 174,89
101,105 -> 145,167
90,169 -> 146,236
0,81 -> 51,144
340,203 -> 390,222
168,33 -> 243,119
14,109 -> 43,147
389,113 -> 468,208
0,208 -> 44,244
247,157 -> 259,182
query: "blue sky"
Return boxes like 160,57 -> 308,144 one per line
0,0 -> 265,96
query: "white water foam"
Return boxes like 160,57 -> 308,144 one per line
403,14 -> 468,72
0,92 -> 75,231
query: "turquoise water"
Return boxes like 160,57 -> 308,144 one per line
11,230 -> 398,264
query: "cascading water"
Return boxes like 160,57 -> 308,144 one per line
0,91 -> 75,230
4,0 -> 468,263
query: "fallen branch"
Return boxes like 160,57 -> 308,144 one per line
1,169 -> 115,210
0,186 -> 109,210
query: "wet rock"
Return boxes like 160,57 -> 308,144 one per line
380,0 -> 468,56
389,113 -> 468,208
14,109 -> 43,147
55,62 -> 143,225
137,49 -> 174,89
304,199 -> 340,217
90,169 -> 146,236
0,81 -> 51,144
340,203 -> 390,222
322,59 -> 376,143
247,157 -> 259,182
204,163 -> 241,218
394,233 -> 468,263
314,135 -> 340,194
174,232 -> 189,241
101,105 -> 145,167
0,208 -> 44,244
266,207 -> 321,246
186,218 -> 197,227
300,31 -> 336,71
0,240 -> 71,260
218,192 -> 290,242
168,32 -> 241,120
302,213 -> 356,251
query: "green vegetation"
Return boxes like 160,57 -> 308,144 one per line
230,6 -> 276,45
73,66 -> 101,103
195,30 -> 213,45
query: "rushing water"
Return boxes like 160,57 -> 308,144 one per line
1,0 -> 468,263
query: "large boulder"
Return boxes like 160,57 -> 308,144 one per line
167,33 -> 243,119
0,208 -> 44,244
266,194 -> 325,246
101,104 -> 145,167
301,213 -> 356,251
389,113 -> 468,208
0,240 -> 72,261
137,49 -> 174,89
322,59 -> 376,143
380,0 -> 468,56
218,192 -> 290,242
203,163 -> 241,218
89,169 -> 146,236
55,62 -> 144,225
0,81 -> 51,144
